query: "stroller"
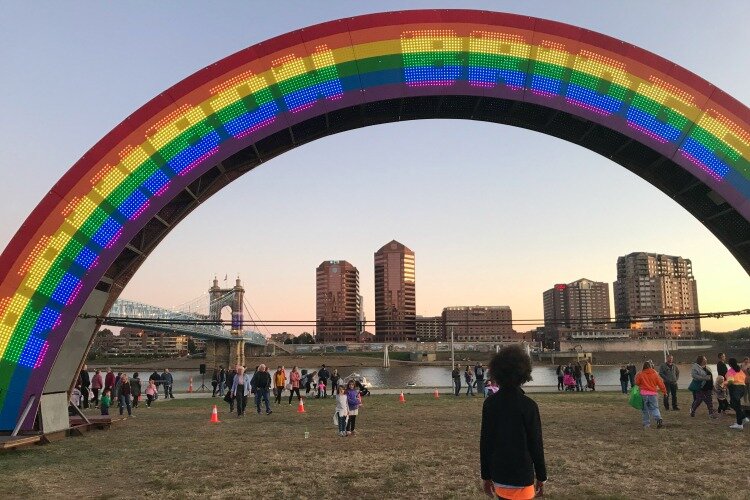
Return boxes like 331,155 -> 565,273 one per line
563,373 -> 576,391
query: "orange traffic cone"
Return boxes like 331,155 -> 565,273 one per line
210,404 -> 220,423
297,399 -> 306,413
188,377 -> 193,393
434,388 -> 440,399
399,391 -> 406,403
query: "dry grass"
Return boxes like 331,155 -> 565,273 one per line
1,392 -> 748,499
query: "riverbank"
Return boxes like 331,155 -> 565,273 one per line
92,348 -> 723,372
0,393 -> 738,498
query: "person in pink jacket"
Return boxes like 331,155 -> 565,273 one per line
288,366 -> 301,404
145,380 -> 158,408
91,369 -> 104,408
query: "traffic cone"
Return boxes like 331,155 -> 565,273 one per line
297,399 -> 306,413
210,404 -> 220,423
188,377 -> 193,393
399,391 -> 406,403
434,388 -> 440,399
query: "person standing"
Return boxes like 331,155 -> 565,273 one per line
452,364 -> 462,396
658,355 -> 680,411
480,345 -> 546,499
556,365 -> 564,392
288,366 -> 302,404
725,358 -> 749,430
118,374 -> 132,416
254,364 -> 272,415
79,364 -> 91,409
741,357 -> 750,406
717,353 -> 728,379
145,379 -> 157,408
130,372 -> 142,409
273,366 -> 286,405
627,363 -> 636,390
218,365 -> 226,393
231,366 -> 252,417
583,359 -> 593,387
162,368 -> 174,399
211,368 -> 219,397
465,366 -> 475,396
100,388 -> 111,416
345,380 -> 361,436
148,370 -> 160,391
330,369 -> 341,397
619,365 -> 630,394
113,372 -> 122,404
335,385 -> 349,437
91,368 -> 103,408
317,365 -> 330,398
474,363 -> 486,397
573,363 -> 583,392
689,356 -> 715,418
104,367 -> 116,392
635,361 -> 667,429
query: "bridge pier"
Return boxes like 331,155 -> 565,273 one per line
207,338 -> 245,369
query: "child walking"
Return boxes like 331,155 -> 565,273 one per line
714,376 -> 729,414
100,388 -> 111,416
345,380 -> 361,436
145,379 -> 157,408
335,386 -> 348,437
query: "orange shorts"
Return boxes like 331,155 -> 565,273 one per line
494,484 -> 535,500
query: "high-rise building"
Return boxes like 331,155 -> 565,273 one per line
442,306 -> 515,342
316,260 -> 360,342
543,279 -> 611,347
614,252 -> 700,337
415,315 -> 443,342
374,240 -> 416,341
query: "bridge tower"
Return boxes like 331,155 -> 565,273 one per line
207,277 -> 246,368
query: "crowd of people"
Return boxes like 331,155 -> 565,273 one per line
206,363 -> 368,436
71,366 -> 178,417
629,353 -> 750,430
451,362 -> 499,397
555,359 -> 595,392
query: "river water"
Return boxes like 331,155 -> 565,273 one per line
95,363 -> 713,391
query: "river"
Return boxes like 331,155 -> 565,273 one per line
92,363 -> 714,391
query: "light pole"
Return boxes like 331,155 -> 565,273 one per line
449,324 -> 456,371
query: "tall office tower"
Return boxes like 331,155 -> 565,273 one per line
316,260 -> 360,342
374,240 -> 416,341
442,306 -> 515,341
614,252 -> 700,337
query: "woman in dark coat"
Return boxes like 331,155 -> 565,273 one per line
130,373 -> 142,408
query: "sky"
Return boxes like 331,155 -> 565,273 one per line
1,1 -> 749,334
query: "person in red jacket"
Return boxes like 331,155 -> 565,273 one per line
635,360 -> 667,429
104,367 -> 116,392
91,368 -> 103,408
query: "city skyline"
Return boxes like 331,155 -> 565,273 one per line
1,2 -> 749,335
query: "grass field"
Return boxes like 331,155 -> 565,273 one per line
1,391 -> 748,499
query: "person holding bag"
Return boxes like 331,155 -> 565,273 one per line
635,361 -> 667,429
689,355 -> 716,418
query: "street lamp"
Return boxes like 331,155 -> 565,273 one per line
446,323 -> 457,371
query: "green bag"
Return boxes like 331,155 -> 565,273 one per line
688,379 -> 703,392
628,385 -> 643,410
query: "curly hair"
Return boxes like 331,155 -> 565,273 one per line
488,345 -> 532,389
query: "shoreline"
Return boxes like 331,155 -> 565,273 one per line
90,348 -> 725,372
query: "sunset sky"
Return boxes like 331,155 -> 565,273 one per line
1,1 -> 749,334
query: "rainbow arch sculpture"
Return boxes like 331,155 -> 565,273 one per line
1,10 -> 749,431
